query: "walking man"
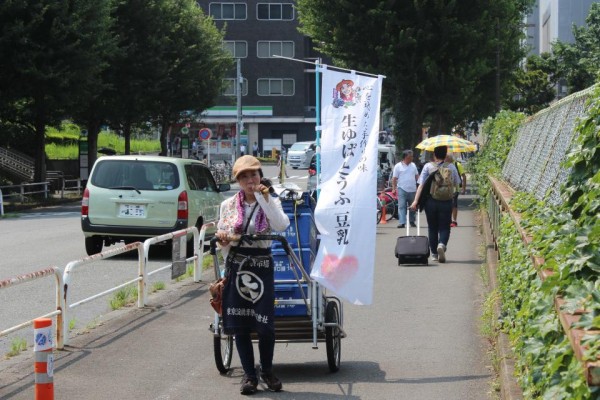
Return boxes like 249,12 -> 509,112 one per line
391,150 -> 419,229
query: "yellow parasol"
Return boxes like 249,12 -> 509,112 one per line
416,135 -> 477,153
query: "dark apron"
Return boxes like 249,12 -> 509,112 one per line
222,247 -> 274,337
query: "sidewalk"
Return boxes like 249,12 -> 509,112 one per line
0,192 -> 497,400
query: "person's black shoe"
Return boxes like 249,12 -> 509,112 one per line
240,375 -> 258,395
260,371 -> 283,392
397,224 -> 405,229
410,222 -> 417,228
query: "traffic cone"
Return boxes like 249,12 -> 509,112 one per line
380,198 -> 387,224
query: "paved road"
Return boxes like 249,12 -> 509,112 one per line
1,188 -> 491,399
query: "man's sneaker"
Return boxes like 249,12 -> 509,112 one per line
431,253 -> 439,261
410,222 -> 417,228
260,371 -> 283,392
437,244 -> 446,263
397,224 -> 405,229
450,221 -> 458,227
240,375 -> 258,395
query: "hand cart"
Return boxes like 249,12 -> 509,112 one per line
208,192 -> 346,374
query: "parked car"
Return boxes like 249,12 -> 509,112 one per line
81,155 -> 230,255
287,141 -> 316,169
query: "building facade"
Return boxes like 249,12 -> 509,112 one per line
525,0 -> 598,56
194,1 -> 327,157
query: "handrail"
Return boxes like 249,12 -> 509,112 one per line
2,225 -> 211,351
0,181 -> 50,203
0,146 -> 34,180
61,242 -> 144,347
0,267 -> 65,349
488,176 -> 600,385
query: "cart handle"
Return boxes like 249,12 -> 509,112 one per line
209,234 -> 291,254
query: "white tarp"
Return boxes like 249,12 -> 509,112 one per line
310,68 -> 383,305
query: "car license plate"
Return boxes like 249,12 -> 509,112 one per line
119,204 -> 146,218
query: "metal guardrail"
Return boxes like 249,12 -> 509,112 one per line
1,224 -> 215,350
0,182 -> 49,203
0,177 -> 82,205
0,268 -> 65,348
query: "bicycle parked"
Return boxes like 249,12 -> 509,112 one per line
209,160 -> 232,184
376,187 -> 398,224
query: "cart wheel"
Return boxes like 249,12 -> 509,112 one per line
325,301 -> 341,372
213,322 -> 234,374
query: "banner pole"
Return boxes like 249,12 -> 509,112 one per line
315,59 -> 322,200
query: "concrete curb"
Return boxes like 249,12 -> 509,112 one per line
481,210 -> 523,400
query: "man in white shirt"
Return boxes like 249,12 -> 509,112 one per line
391,150 -> 419,228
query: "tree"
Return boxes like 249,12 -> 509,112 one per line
505,55 -> 556,114
103,0 -> 231,158
0,0 -> 114,183
296,0 -> 532,148
550,2 -> 600,94
149,0 -> 232,156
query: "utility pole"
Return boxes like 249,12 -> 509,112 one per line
235,58 -> 243,161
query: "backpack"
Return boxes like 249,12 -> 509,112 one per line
429,163 -> 454,201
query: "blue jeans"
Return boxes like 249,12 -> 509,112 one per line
397,188 -> 416,225
424,198 -> 452,254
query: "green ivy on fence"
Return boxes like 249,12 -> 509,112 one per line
471,85 -> 600,398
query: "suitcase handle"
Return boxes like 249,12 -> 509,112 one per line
406,207 -> 420,236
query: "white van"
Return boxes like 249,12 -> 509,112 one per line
287,141 -> 316,169
81,155 -> 230,255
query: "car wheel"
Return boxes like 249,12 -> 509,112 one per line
85,237 -> 103,256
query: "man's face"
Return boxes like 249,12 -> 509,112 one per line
405,154 -> 413,163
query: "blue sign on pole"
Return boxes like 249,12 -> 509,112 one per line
199,128 -> 212,140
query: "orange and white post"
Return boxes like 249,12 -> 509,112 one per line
379,197 -> 387,224
34,318 -> 54,400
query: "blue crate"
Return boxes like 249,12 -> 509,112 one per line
274,283 -> 310,316
272,212 -> 318,252
272,247 -> 315,281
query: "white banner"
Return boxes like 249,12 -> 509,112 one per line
310,69 -> 383,305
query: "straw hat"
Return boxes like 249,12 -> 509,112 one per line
232,155 -> 261,179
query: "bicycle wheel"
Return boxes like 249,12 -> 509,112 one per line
378,193 -> 395,221
325,301 -> 341,372
376,199 -> 383,224
213,321 -> 234,374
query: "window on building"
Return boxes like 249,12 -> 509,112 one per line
209,3 -> 247,20
223,41 -> 248,58
257,78 -> 294,96
256,3 -> 294,20
222,78 -> 248,96
257,41 -> 294,58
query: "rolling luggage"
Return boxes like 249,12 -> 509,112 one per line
395,209 -> 430,265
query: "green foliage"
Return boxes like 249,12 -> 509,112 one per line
548,3 -> 600,94
485,86 -> 600,398
109,285 -> 138,310
296,0 -> 533,146
45,130 -> 161,159
505,55 -> 556,114
0,0 -> 115,182
5,337 -> 27,358
467,110 -> 526,201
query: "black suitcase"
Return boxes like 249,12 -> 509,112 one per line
395,210 -> 430,265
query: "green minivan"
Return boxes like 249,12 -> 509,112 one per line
81,155 -> 230,255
